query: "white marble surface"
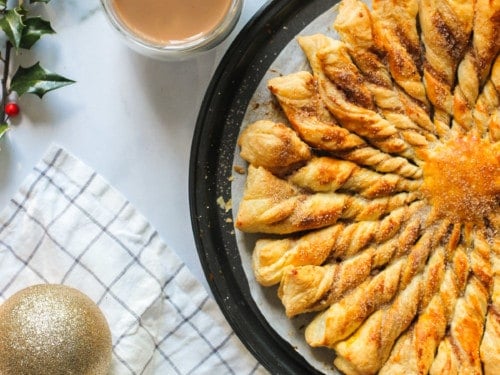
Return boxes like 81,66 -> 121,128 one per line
0,0 -> 268,294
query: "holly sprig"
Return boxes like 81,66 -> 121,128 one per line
0,0 -> 74,139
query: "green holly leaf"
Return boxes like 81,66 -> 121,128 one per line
10,62 -> 75,98
0,8 -> 25,50
0,123 -> 8,140
20,17 -> 55,49
16,6 -> 28,18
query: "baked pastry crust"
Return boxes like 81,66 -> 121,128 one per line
235,0 -> 500,373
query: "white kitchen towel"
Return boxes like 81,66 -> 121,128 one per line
0,145 -> 267,375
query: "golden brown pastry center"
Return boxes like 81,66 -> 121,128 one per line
421,132 -> 499,223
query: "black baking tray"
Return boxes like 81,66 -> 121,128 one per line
189,0 -> 339,373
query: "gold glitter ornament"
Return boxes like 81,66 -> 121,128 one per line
0,284 -> 112,375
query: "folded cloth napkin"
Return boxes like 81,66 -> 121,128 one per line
0,145 -> 267,375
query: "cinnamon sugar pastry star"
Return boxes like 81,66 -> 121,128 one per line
234,0 -> 500,373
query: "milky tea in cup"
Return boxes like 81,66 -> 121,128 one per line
101,0 -> 243,60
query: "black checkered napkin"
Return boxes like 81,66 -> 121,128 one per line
0,145 -> 267,375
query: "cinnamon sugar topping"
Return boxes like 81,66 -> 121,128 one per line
421,133 -> 499,222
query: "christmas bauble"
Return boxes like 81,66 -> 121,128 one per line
0,284 -> 112,375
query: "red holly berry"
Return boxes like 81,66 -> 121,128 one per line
5,101 -> 19,117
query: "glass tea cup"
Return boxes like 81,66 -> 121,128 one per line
100,0 -> 243,60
